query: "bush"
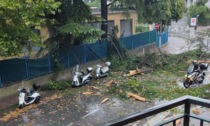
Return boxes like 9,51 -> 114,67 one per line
136,25 -> 149,33
41,80 -> 71,91
188,4 -> 210,26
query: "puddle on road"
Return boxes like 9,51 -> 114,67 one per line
77,97 -> 155,125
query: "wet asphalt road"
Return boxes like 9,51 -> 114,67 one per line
0,87 -> 154,126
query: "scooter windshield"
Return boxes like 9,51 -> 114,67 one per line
187,64 -> 194,74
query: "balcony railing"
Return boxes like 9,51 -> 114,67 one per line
106,95 -> 210,126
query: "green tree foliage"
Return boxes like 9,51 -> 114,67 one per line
0,0 -> 60,56
109,0 -> 186,24
41,0 -> 103,54
196,0 -> 208,6
47,0 -> 103,44
142,0 -> 172,23
58,0 -> 104,43
171,0 -> 186,22
39,0 -> 103,69
188,0 -> 210,25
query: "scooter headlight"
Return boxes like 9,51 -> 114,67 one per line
189,77 -> 193,81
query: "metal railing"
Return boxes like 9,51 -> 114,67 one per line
106,95 -> 210,126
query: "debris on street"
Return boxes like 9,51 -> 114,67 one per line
0,104 -> 37,122
127,68 -> 153,76
82,92 -> 93,95
105,80 -> 114,87
126,92 -> 146,102
173,114 -> 182,126
101,98 -> 109,104
89,86 -> 100,90
192,108 -> 200,115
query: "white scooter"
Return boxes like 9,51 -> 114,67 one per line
72,65 -> 93,87
18,83 -> 41,109
95,62 -> 111,80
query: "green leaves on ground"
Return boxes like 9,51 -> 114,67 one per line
107,50 -> 210,100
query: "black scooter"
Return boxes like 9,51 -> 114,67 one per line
183,63 -> 208,88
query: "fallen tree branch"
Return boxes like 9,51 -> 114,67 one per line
101,98 -> 109,104
105,80 -> 114,87
137,53 -> 151,69
107,36 -> 123,61
176,54 -> 187,64
128,68 -> 153,76
126,92 -> 146,102
158,48 -> 166,63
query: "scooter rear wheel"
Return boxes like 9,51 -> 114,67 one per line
35,96 -> 41,104
19,104 -> 23,109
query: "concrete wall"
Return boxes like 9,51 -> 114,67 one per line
40,11 -> 138,40
128,43 -> 157,56
0,42 -> 157,100
93,11 -> 138,37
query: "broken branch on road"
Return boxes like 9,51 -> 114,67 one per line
126,92 -> 146,102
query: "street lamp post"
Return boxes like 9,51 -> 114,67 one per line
194,14 -> 199,30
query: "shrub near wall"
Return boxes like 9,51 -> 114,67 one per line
136,24 -> 149,33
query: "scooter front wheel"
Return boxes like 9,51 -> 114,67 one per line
72,81 -> 80,88
183,80 -> 190,88
19,104 -> 24,109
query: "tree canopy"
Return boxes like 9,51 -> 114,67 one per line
0,0 -> 103,57
188,0 -> 210,25
57,0 -> 104,44
36,0 -> 104,68
109,0 -> 186,24
0,0 -> 61,57
40,0 -> 103,54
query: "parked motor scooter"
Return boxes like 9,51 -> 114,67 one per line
95,61 -> 111,80
72,64 -> 93,87
18,83 -> 41,109
183,63 -> 209,88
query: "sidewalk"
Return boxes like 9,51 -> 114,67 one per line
160,37 -> 189,54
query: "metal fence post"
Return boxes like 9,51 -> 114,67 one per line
131,36 -> 133,49
141,34 -> 142,46
0,76 -> 2,87
159,34 -> 162,47
98,41 -> 101,58
149,31 -> 150,43
48,54 -> 51,73
67,51 -> 70,68
25,59 -> 29,78
184,99 -> 190,126
84,44 -> 87,63
68,59 -> 70,68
